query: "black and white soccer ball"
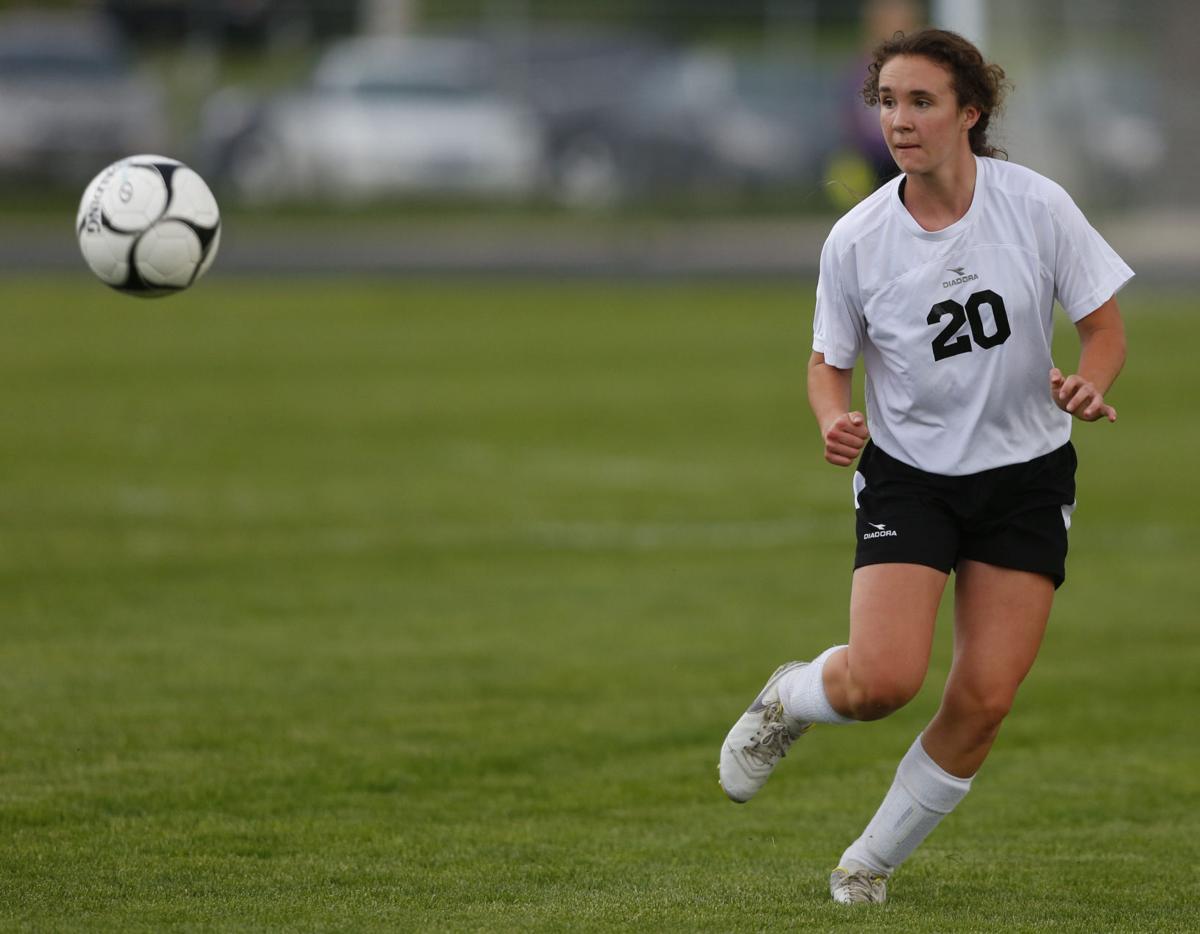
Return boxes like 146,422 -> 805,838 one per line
76,154 -> 221,297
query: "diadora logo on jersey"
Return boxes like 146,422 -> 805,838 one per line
942,266 -> 979,288
863,522 -> 899,540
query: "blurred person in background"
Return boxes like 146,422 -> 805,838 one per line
720,28 -> 1130,905
825,0 -> 922,208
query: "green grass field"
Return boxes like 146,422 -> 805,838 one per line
1,276 -> 1196,932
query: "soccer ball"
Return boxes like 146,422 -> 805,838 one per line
76,154 -> 221,297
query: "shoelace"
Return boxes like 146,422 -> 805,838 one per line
743,708 -> 793,766
836,869 -> 885,903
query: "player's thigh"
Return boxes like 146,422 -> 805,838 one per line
944,559 -> 1056,711
847,562 -> 949,697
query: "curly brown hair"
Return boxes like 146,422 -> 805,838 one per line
861,28 -> 1010,159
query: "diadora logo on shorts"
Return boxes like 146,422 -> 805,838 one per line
943,266 -> 979,288
863,522 -> 898,540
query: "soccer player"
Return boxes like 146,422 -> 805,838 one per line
718,28 -> 1131,905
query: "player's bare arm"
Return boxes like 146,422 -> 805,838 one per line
808,351 -> 870,466
1050,296 -> 1127,423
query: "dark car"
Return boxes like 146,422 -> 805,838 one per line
495,34 -> 838,208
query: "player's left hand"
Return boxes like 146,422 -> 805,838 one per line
1049,367 -> 1117,422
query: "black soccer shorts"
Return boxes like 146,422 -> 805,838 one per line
852,440 -> 1078,588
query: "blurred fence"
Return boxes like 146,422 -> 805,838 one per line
0,0 -> 1196,280
1,0 -> 1194,212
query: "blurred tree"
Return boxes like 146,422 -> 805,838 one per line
99,0 -> 357,45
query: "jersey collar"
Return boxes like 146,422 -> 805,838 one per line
890,154 -> 986,242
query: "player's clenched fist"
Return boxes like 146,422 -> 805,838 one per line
1049,367 -> 1117,423
822,412 -> 870,466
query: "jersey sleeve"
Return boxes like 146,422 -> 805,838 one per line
1049,187 -> 1134,321
812,235 -> 866,369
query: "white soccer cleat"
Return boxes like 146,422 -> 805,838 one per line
718,661 -> 811,803
829,866 -> 888,905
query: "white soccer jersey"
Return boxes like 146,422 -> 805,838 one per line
813,155 -> 1133,476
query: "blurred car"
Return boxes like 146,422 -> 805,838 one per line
502,39 -> 838,208
1041,55 -> 1166,207
483,30 -> 666,207
198,36 -> 544,203
991,51 -> 1166,211
0,11 -> 168,183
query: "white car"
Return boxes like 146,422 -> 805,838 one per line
209,36 -> 544,203
0,11 -> 167,182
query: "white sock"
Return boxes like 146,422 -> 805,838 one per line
779,645 -> 854,724
838,734 -> 973,876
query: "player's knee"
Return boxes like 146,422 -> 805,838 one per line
974,696 -> 1014,734
844,673 -> 922,721
945,690 -> 1014,735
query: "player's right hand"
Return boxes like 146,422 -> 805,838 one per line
822,412 -> 870,467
